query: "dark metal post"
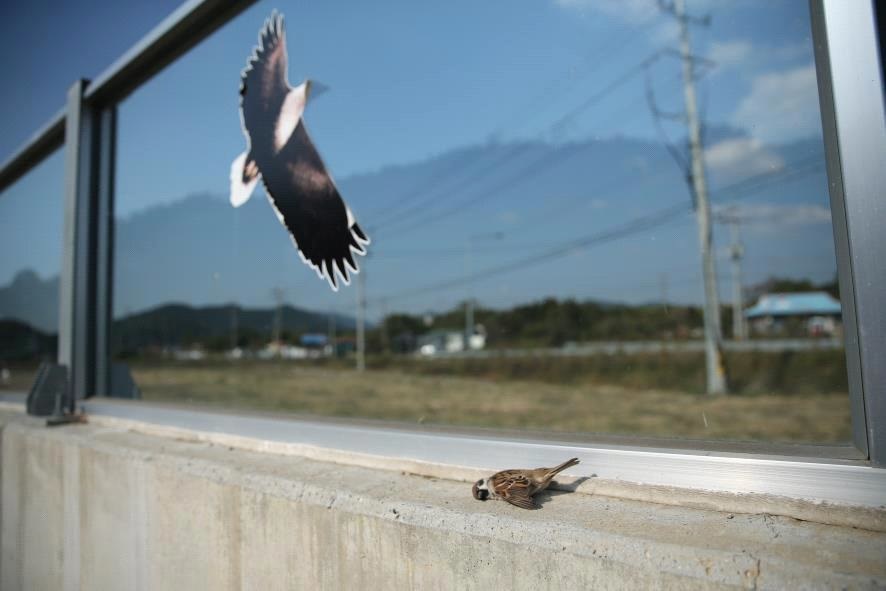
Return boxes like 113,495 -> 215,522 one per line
94,107 -> 117,397
58,81 -> 117,409
59,80 -> 94,409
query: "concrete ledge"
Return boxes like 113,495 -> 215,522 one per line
2,409 -> 885,590
63,398 -> 886,532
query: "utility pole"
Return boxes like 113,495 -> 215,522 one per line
229,304 -> 239,350
271,287 -> 284,347
380,297 -> 390,354
720,211 -> 747,340
660,0 -> 727,394
328,307 -> 337,357
464,238 -> 474,352
356,269 -> 366,372
463,232 -> 501,352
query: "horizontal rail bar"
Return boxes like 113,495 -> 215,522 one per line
0,0 -> 257,194
0,108 -> 65,192
84,0 -> 258,106
0,390 -> 863,462
71,398 -> 885,509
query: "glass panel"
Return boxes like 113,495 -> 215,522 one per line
114,0 -> 849,444
0,151 -> 63,392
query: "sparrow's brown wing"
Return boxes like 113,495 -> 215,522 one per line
490,471 -> 537,510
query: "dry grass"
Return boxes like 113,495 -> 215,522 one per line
129,360 -> 850,443
1,358 -> 850,443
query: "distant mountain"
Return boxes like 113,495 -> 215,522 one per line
0,296 -> 356,357
113,303 -> 357,353
0,129 -> 833,323
0,270 -> 58,333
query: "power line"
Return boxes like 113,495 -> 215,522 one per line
371,143 -> 533,232
371,51 -> 665,234
377,93 -> 652,237
482,77 -> 688,237
374,203 -> 689,304
369,155 -> 822,262
547,52 -> 664,140
644,65 -> 690,184
385,134 -> 820,248
714,157 -> 822,200
377,57 -> 693,239
364,22 -> 660,223
367,160 -> 818,306
496,19 -> 662,134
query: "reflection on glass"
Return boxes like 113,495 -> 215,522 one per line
0,151 -> 63,392
113,0 -> 849,443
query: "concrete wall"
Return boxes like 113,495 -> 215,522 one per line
2,409 -> 885,590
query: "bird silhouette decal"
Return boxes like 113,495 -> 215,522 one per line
230,11 -> 369,290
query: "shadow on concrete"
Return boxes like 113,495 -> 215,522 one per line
534,475 -> 595,508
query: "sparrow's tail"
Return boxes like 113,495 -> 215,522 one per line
544,457 -> 580,480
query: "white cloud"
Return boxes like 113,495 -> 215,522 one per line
555,0 -> 720,23
707,40 -> 810,74
731,64 -> 821,142
708,40 -> 752,68
551,0 -> 691,48
705,137 -> 785,182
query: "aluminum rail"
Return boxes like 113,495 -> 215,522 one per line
0,109 -> 66,193
811,0 -> 886,463
0,0 -> 257,193
76,398 -> 886,510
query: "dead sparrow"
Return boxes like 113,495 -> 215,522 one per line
472,457 -> 580,509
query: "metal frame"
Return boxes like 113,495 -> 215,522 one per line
94,107 -> 117,397
58,81 -> 119,407
76,398 -> 886,509
810,0 -> 886,466
1,0 -> 259,402
0,0 -> 259,193
57,81 -> 89,404
0,109 -> 65,191
0,0 -> 883,499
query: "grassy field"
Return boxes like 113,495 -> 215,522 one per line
1,352 -> 851,443
130,353 -> 849,443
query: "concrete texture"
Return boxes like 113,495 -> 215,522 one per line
71,399 -> 886,532
1,409 -> 885,590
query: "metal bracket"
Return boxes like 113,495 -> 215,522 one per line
110,362 -> 142,400
25,360 -> 138,425
24,362 -> 85,426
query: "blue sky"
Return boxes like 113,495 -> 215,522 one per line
0,0 -> 838,320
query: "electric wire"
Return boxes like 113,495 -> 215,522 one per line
366,159 -> 822,305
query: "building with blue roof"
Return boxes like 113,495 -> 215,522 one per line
744,292 -> 842,337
